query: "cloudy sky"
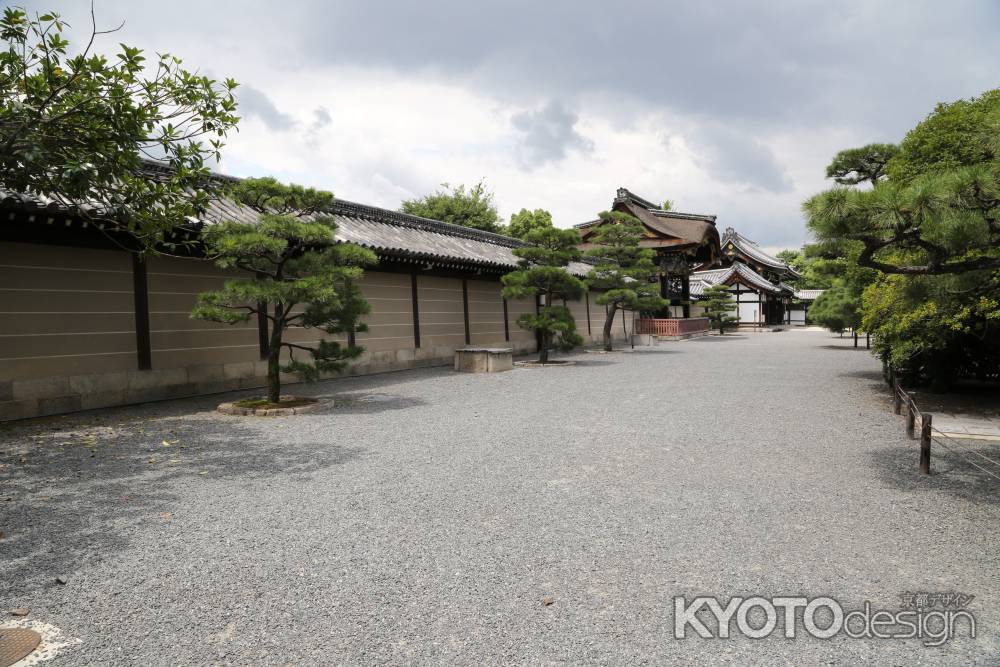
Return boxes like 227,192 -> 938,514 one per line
28,1 -> 1000,250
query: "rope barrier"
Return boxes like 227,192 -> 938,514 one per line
890,374 -> 998,480
930,436 -> 1000,483
931,427 -> 1000,469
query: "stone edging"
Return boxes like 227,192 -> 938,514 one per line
514,360 -> 577,368
217,398 -> 324,416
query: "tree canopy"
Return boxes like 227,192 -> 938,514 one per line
804,87 -> 1000,388
584,211 -> 665,350
192,178 -> 376,403
507,207 -> 553,239
699,284 -> 738,335
824,143 -> 899,186
501,226 -> 586,363
0,7 -> 239,247
400,181 -> 502,234
805,88 -> 1000,276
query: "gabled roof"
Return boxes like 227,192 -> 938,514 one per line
795,289 -> 825,301
719,227 -> 802,278
689,262 -> 794,297
0,163 -> 595,275
576,188 -> 720,258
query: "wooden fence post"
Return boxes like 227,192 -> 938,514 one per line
906,398 -> 916,438
893,380 -> 903,415
919,414 -> 932,474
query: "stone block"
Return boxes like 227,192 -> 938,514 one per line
81,390 -> 127,411
187,364 -> 227,384
0,399 -> 38,422
12,376 -> 70,400
223,361 -> 256,380
37,394 -> 83,416
127,368 -> 188,391
68,372 -> 129,396
454,347 -> 513,373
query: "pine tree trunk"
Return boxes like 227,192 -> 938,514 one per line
538,330 -> 550,364
603,303 -> 618,351
267,304 -> 284,403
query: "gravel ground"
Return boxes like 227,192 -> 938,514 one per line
1,329 -> 999,665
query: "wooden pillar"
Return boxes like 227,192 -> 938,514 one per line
131,253 -> 152,370
906,399 -> 916,438
462,279 -> 471,345
681,275 -> 690,318
585,291 -> 592,335
919,414 -> 932,474
410,272 -> 420,348
502,297 -> 510,342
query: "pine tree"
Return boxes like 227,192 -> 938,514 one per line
501,227 -> 586,363
192,178 -> 377,404
584,211 -> 666,351
700,283 -> 738,334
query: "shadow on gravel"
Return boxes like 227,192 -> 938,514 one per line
820,345 -> 870,352
305,392 -> 426,415
686,335 -> 747,343
0,413 -> 365,599
868,445 -> 1000,507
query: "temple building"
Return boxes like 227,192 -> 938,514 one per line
575,188 -> 720,317
689,227 -> 801,326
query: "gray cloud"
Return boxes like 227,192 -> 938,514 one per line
312,106 -> 332,131
511,101 -> 593,168
237,84 -> 295,131
690,125 -> 793,193
295,1 -> 1000,135
34,0 -> 1000,249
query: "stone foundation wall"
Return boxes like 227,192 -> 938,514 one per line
0,340 -> 540,421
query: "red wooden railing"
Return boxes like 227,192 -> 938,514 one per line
634,317 -> 710,336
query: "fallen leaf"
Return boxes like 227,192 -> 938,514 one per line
0,530 -> 5,539
9,608 -> 29,617
542,597 -> 555,607
198,471 -> 209,475
160,512 -> 173,522
55,575 -> 68,585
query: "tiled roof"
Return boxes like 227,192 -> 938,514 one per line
689,262 -> 793,297
795,289 -> 825,301
575,188 -> 720,255
720,227 -> 802,277
0,163 -> 595,276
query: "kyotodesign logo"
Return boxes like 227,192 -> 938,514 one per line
672,593 -> 976,647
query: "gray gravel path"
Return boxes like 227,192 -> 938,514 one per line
1,330 -> 999,665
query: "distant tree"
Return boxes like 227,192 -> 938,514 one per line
808,285 -> 861,336
507,207 -> 553,239
400,181 -> 502,233
192,178 -> 376,404
661,199 -> 673,211
501,227 -> 586,363
584,211 -> 666,350
699,284 -> 738,335
824,143 -> 899,186
0,7 -> 239,248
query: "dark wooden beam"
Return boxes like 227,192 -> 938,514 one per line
502,297 -> 510,341
411,272 -> 421,348
462,278 -> 471,345
585,291 -> 592,335
131,253 -> 152,370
